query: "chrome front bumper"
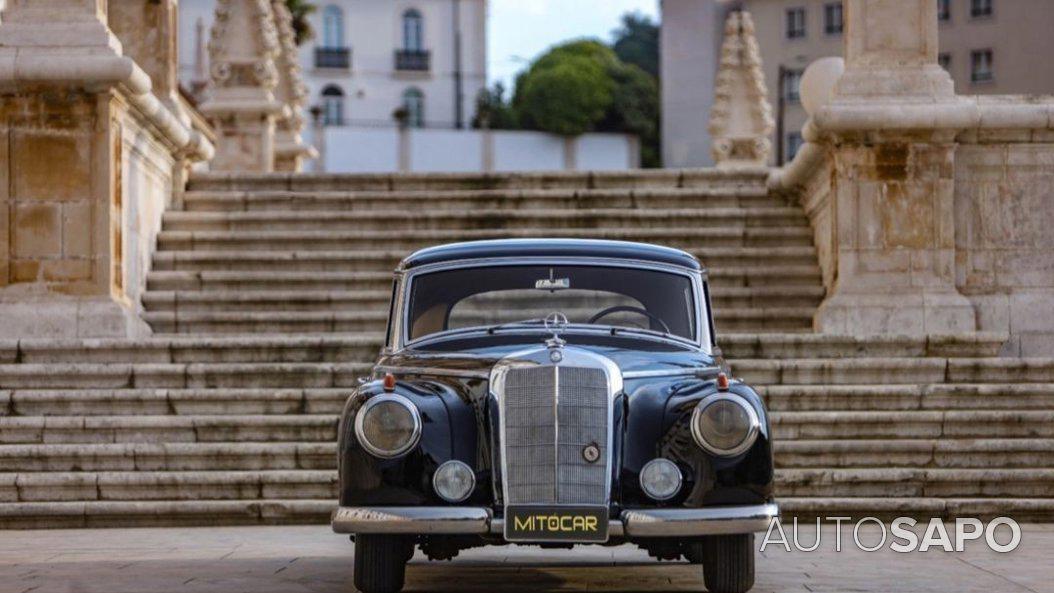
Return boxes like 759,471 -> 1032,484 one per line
331,503 -> 778,537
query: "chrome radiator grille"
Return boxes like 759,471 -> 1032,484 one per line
502,365 -> 610,505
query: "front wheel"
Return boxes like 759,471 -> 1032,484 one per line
701,533 -> 755,593
353,535 -> 412,593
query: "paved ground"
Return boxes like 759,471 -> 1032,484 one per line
1,524 -> 1051,593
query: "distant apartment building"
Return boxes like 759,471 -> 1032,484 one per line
179,0 -> 487,132
662,0 -> 1054,167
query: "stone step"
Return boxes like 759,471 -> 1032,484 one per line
142,285 -> 827,313
151,246 -> 820,272
0,333 -> 1006,366
0,442 -> 335,472
775,439 -> 1054,469
146,266 -> 823,292
187,169 -> 770,193
155,227 -> 817,251
6,335 -> 384,364
1,389 -> 346,416
0,470 -> 337,503
182,187 -> 784,212
141,307 -> 817,335
2,467 -> 1050,505
0,415 -> 339,445
777,497 -> 1054,521
732,357 -> 1054,385
0,363 -> 371,389
160,207 -> 810,232
0,498 -> 333,529
776,468 -> 1054,498
771,410 -> 1054,439
759,383 -> 1054,411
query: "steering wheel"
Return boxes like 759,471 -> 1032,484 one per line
588,306 -> 672,334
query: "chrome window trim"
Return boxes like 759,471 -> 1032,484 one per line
490,345 -> 623,513
354,393 -> 423,459
393,256 -> 710,353
690,392 -> 761,458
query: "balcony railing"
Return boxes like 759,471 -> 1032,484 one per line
394,50 -> 431,72
315,47 -> 351,70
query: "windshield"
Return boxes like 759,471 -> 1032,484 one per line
405,264 -> 698,343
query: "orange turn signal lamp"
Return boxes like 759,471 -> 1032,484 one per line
716,372 -> 730,391
383,373 -> 397,392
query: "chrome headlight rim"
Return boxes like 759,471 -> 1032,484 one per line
639,458 -> 683,501
354,393 -> 422,459
432,459 -> 476,503
690,392 -> 761,457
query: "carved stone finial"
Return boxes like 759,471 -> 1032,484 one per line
199,0 -> 285,172
271,0 -> 318,172
708,10 -> 774,168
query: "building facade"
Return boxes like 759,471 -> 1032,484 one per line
662,0 -> 1054,167
180,0 -> 487,133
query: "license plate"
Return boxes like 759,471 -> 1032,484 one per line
504,506 -> 609,543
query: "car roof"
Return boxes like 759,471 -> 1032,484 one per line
399,239 -> 703,271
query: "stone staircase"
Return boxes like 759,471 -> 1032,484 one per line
0,170 -> 1051,528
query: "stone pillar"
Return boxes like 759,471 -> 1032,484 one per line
199,0 -> 284,172
0,0 -> 213,338
271,0 -> 317,172
811,0 -> 976,335
108,0 -> 180,103
708,10 -> 774,169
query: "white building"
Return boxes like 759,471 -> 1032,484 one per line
179,0 -> 488,132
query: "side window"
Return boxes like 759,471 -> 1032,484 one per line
385,280 -> 399,350
702,281 -> 717,348
322,5 -> 345,49
402,9 -> 424,52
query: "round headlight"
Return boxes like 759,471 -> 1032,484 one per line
354,394 -> 422,458
433,460 -> 476,503
691,393 -> 760,457
640,458 -> 682,501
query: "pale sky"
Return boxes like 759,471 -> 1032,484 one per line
487,0 -> 661,90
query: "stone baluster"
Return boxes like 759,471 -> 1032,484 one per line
810,0 -> 977,335
199,0 -> 284,172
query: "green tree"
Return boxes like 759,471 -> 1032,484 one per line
515,49 -> 615,136
612,12 -> 659,78
472,82 -> 518,129
284,0 -> 318,46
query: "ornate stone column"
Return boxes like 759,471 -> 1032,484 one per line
0,0 -> 213,337
271,0 -> 317,172
708,10 -> 773,169
199,0 -> 284,172
811,0 -> 977,335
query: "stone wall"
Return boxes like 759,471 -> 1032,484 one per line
954,137 -> 1054,355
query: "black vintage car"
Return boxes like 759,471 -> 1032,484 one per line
333,239 -> 777,593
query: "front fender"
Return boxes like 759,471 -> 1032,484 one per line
337,378 -> 488,506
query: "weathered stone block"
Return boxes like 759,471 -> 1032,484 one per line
62,201 -> 93,258
12,203 -> 61,258
40,260 -> 92,282
11,133 -> 92,202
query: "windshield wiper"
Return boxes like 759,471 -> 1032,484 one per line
485,318 -> 546,335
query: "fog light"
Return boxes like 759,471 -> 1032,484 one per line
433,460 -> 475,503
640,458 -> 682,501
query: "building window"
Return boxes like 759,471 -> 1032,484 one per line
938,0 -> 951,21
402,9 -> 424,51
322,5 -> 345,49
971,49 -> 993,83
787,132 -> 804,160
971,0 -> 993,18
786,7 -> 806,39
824,2 -> 843,35
783,69 -> 803,103
402,88 -> 424,128
938,53 -> 952,71
321,85 -> 344,126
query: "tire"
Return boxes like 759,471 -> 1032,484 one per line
353,535 -> 411,593
701,533 -> 755,593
